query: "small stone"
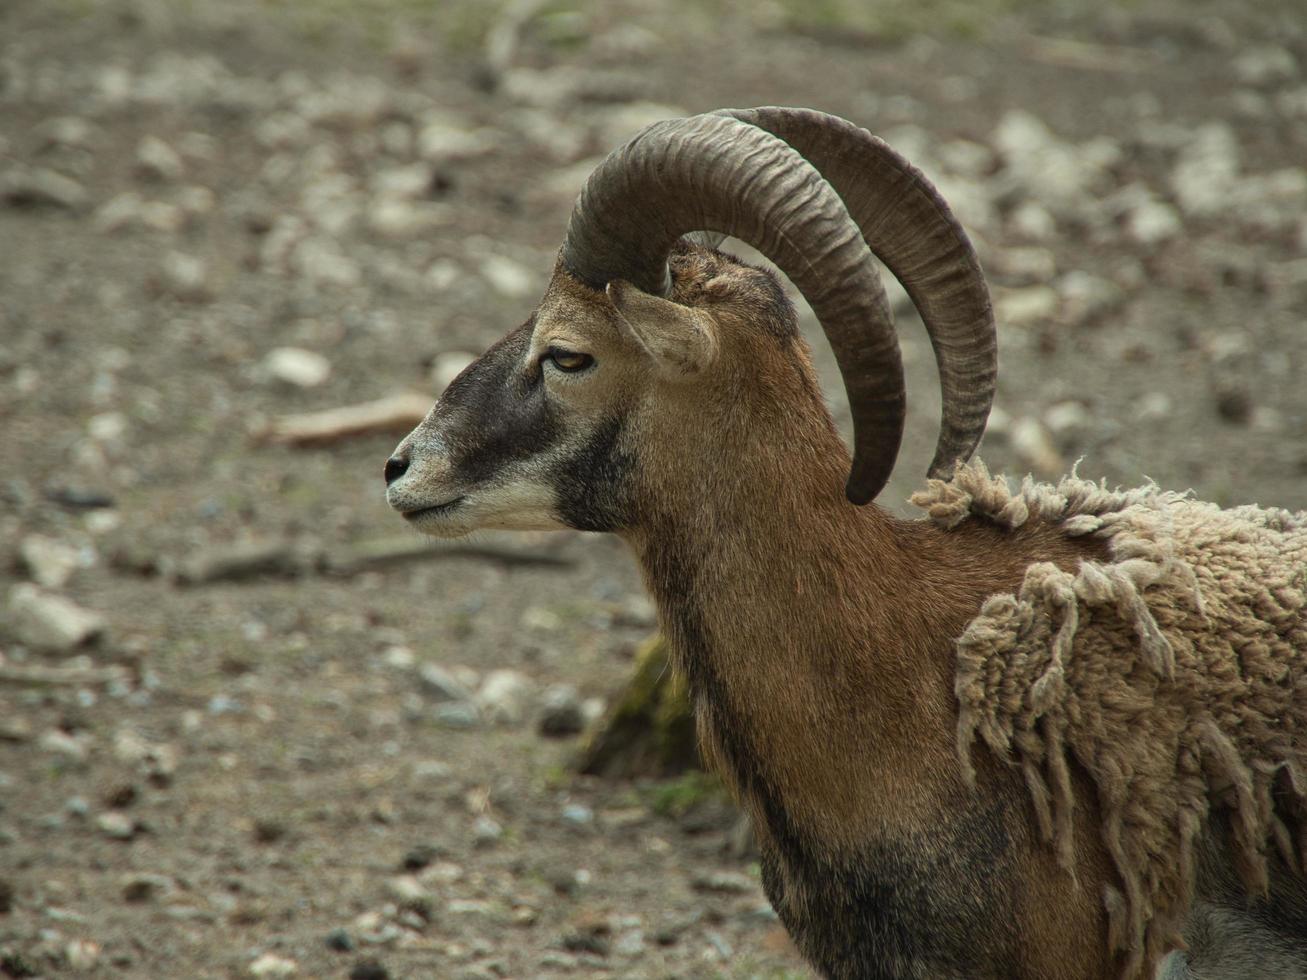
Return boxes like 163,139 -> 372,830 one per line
995,286 -> 1058,329
1010,417 -> 1064,477
96,811 -> 139,840
0,877 -> 13,913
1134,391 -> 1172,421
538,684 -> 585,737
401,843 -> 442,871
614,930 -> 646,956
1057,271 -> 1122,326
691,870 -> 754,894
477,669 -> 535,727
385,875 -> 431,906
479,255 -> 535,298
1214,386 -> 1253,425
1008,201 -> 1056,242
18,534 -> 81,588
135,136 -> 184,181
434,701 -> 480,730
263,347 -> 332,388
39,728 -> 90,761
417,663 -> 474,702
65,939 -> 101,970
35,116 -> 97,150
121,872 -> 172,903
1,167 -> 88,209
8,584 -> 105,651
249,952 -> 298,977
992,246 -> 1056,284
1124,199 -> 1181,245
561,803 -> 594,827
1232,45 -> 1298,87
158,251 -> 210,302
324,928 -> 355,952
253,818 -> 288,844
1043,401 -> 1090,435
472,815 -> 503,846
415,120 -> 498,164
349,961 -> 390,980
430,351 -> 477,393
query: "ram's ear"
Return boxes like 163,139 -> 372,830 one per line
606,279 -> 719,379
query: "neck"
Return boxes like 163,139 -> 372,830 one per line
622,435 -> 964,854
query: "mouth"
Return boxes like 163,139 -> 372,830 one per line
401,496 -> 466,521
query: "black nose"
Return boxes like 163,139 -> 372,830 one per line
384,453 -> 410,486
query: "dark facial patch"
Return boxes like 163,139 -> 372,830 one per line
431,319 -> 634,531
550,415 -> 633,532
436,322 -> 560,485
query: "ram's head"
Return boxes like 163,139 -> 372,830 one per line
384,108 -> 996,537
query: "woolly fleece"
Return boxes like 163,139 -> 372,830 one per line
912,461 -> 1307,980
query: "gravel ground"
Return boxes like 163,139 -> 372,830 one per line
1,0 -> 1304,977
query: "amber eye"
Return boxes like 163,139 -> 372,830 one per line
545,348 -> 594,373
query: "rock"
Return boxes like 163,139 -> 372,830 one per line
472,815 -> 503,846
1214,385 -> 1253,425
96,811 -> 140,841
415,118 -> 498,164
65,939 -> 101,970
561,803 -> 594,827
426,259 -> 461,292
417,663 -> 474,702
991,246 -> 1056,284
367,198 -> 450,238
479,255 -> 536,298
538,684 -> 585,737
0,877 -> 13,913
324,928 -> 355,952
1171,123 -> 1239,218
430,351 -> 477,392
1124,198 -> 1181,245
135,135 -> 184,181
291,237 -> 360,287
992,111 -> 1109,214
121,872 -> 173,903
1043,401 -> 1090,436
691,870 -> 755,894
263,347 -> 331,388
254,112 -> 311,149
7,584 -> 105,651
994,286 -> 1058,329
39,729 -> 90,762
18,534 -> 82,588
349,961 -> 390,980
158,252 -> 211,302
1010,417 -> 1064,477
249,953 -> 298,977
1134,391 -> 1172,421
1007,201 -> 1056,242
937,138 -> 995,179
1056,271 -> 1123,326
34,116 -> 97,151
1,166 -> 88,209
370,164 -> 434,199
1232,45 -> 1298,87
434,701 -> 480,730
477,669 -> 535,726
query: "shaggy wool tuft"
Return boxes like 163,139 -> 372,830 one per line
913,461 -> 1307,980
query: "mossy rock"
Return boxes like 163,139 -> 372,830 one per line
575,634 -> 699,778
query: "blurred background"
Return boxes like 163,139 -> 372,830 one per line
1,0 -> 1304,976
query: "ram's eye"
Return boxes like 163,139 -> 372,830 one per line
545,349 -> 594,373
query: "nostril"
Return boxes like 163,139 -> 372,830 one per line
384,454 -> 410,486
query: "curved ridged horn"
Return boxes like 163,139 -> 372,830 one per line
718,107 -> 996,484
561,112 -> 905,504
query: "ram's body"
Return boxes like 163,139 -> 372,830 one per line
384,109 -> 1307,978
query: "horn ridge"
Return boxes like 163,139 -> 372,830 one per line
720,106 -> 997,482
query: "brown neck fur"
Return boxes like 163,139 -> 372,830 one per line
620,331 -> 1099,860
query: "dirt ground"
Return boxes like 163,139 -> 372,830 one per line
1,0 -> 1304,977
